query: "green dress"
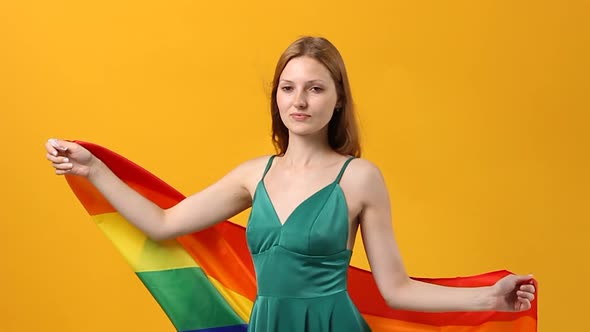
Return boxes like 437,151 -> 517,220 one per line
245,156 -> 372,332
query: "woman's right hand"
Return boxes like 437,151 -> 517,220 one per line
45,138 -> 96,177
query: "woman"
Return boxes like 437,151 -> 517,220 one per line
46,36 -> 536,331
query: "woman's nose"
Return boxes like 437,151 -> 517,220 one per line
293,90 -> 307,109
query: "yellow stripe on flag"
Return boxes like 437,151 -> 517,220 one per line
208,276 -> 254,322
92,213 -> 198,272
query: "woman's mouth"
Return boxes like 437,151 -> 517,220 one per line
290,113 -> 310,121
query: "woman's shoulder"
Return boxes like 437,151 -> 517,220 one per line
338,157 -> 389,207
229,154 -> 275,178
241,154 -> 275,168
219,155 -> 275,194
344,157 -> 386,187
348,157 -> 383,176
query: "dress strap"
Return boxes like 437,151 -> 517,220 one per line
335,156 -> 355,183
262,155 -> 276,179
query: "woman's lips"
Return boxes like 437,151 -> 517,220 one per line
290,113 -> 310,121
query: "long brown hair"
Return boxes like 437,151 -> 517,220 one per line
270,36 -> 361,157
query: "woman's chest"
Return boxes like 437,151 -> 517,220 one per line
246,181 -> 353,256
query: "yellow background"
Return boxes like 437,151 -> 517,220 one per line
1,1 -> 588,331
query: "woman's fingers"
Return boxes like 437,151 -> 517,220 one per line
48,138 -> 68,151
46,153 -> 69,164
55,169 -> 71,175
519,284 -> 535,293
47,139 -> 73,174
517,290 -> 535,301
517,298 -> 531,311
45,140 -> 59,157
46,138 -> 70,156
52,162 -> 73,170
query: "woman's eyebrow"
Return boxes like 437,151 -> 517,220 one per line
279,79 -> 327,84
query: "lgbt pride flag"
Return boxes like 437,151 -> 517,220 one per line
64,141 -> 537,331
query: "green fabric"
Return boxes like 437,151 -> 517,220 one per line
137,267 -> 244,331
245,156 -> 371,331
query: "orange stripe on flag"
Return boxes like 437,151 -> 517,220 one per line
364,314 -> 536,331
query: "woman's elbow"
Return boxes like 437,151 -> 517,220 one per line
146,215 -> 179,242
384,295 -> 404,310
382,279 -> 412,310
145,226 -> 175,242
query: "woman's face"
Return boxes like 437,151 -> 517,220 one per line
276,56 -> 339,138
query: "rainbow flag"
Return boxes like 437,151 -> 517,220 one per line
64,141 -> 538,332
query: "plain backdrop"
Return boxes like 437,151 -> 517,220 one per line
1,1 -> 588,331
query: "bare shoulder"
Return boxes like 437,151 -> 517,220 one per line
340,158 -> 389,207
345,158 -> 385,186
227,155 -> 274,195
232,155 -> 274,177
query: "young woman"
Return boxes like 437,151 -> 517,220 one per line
46,36 -> 535,331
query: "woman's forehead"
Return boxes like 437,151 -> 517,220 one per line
280,56 -> 333,82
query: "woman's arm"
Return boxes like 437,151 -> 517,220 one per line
46,139 -> 258,241
351,159 -> 535,312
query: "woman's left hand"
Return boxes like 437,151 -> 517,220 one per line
490,274 -> 536,312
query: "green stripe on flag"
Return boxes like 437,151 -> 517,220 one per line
137,267 -> 245,331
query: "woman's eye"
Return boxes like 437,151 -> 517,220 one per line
280,86 -> 293,92
310,86 -> 323,93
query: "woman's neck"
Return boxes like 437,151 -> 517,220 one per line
281,132 -> 337,168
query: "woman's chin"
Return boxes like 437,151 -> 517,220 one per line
287,127 -> 328,138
